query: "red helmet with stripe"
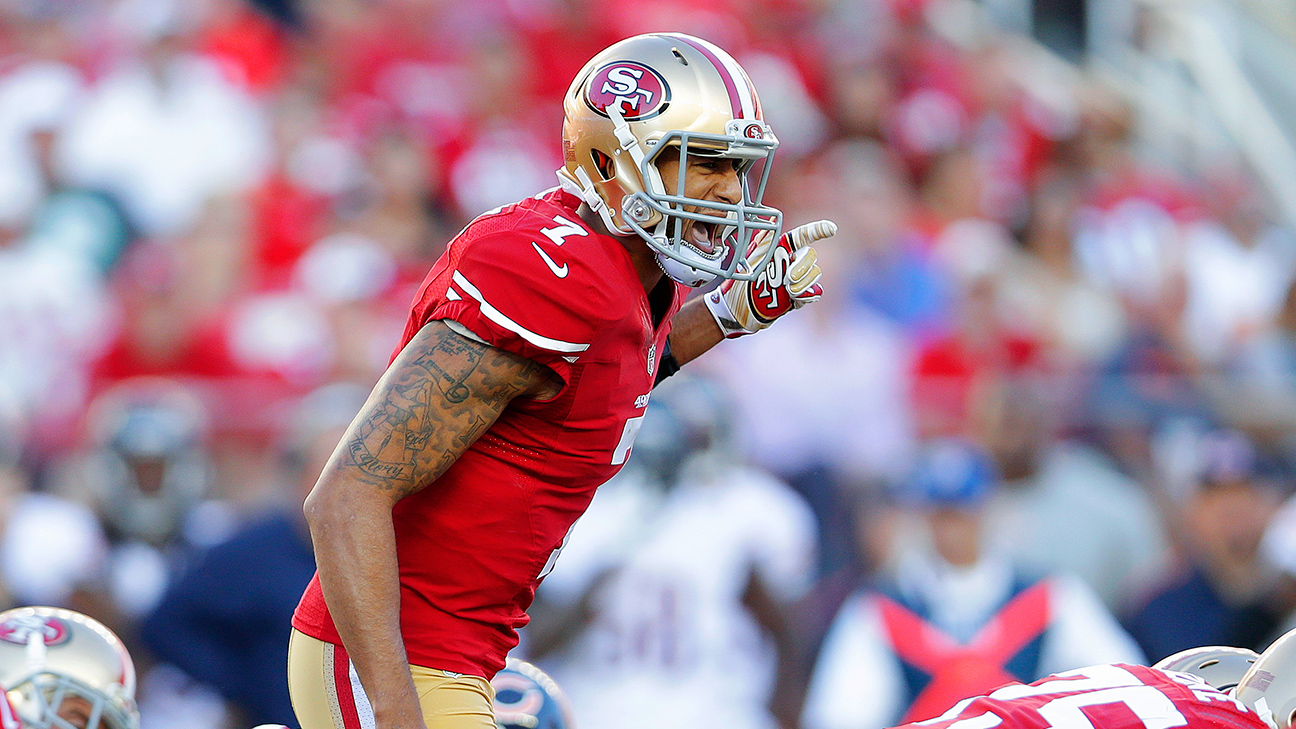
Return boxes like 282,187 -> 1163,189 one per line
558,33 -> 783,287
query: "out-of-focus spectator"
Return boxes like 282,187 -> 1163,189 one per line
980,383 -> 1169,610
0,461 -> 104,609
802,438 -> 1142,729
835,141 -> 952,335
997,177 -> 1127,367
714,265 -> 915,576
1182,168 -> 1296,366
0,11 -> 85,230
528,375 -> 818,729
0,229 -> 114,456
1124,429 -> 1287,662
58,6 -> 271,237
144,382 -> 367,729
51,377 -> 233,621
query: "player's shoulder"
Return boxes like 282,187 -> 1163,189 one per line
452,188 -> 631,309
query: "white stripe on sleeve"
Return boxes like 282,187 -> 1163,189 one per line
450,271 -> 591,353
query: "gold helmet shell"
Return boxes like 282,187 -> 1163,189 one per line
1238,629 -> 1296,728
0,606 -> 139,729
1153,645 -> 1258,692
558,32 -> 783,286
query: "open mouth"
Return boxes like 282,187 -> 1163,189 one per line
684,220 -> 721,257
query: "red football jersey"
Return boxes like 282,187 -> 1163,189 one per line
894,664 -> 1268,729
293,187 -> 687,677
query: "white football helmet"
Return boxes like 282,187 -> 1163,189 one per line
558,32 -> 783,287
0,607 -> 138,729
1153,645 -> 1258,691
1239,629 -> 1296,729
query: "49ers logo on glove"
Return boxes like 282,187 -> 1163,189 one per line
586,62 -> 671,121
751,237 -> 812,323
704,220 -> 833,338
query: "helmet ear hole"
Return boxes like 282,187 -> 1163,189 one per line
591,150 -> 614,181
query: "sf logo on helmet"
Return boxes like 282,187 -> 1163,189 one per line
586,61 -> 671,121
0,615 -> 70,647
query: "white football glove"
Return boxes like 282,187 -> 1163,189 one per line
704,219 -> 835,338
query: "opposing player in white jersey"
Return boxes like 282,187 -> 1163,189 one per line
526,375 -> 818,729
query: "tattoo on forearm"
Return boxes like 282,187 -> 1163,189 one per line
334,321 -> 553,497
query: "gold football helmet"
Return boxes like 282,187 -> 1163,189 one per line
1153,645 -> 1258,691
0,607 -> 138,729
1238,628 -> 1296,728
558,32 -> 783,287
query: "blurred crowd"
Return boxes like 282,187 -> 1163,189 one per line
4,0 -> 1296,727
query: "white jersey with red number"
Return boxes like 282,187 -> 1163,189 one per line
893,664 -> 1268,729
293,187 -> 687,678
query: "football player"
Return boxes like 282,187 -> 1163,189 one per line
0,606 -> 139,729
288,32 -> 834,729
524,374 -> 816,729
884,630 -> 1296,729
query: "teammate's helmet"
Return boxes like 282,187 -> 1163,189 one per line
559,32 -> 782,287
1238,629 -> 1296,728
0,607 -> 138,729
490,658 -> 574,729
1153,646 -> 1259,691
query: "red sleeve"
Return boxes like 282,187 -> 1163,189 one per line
401,228 -> 604,384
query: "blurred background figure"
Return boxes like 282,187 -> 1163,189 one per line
979,383 -> 1168,612
1125,429 -> 1287,662
525,375 -> 818,729
142,383 -> 366,729
802,438 -> 1143,729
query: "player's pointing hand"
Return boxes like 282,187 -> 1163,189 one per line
704,219 -> 836,338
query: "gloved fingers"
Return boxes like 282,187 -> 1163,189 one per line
788,247 -> 823,303
788,246 -> 818,283
787,219 -> 838,250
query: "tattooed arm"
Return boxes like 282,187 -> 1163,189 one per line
303,320 -> 559,729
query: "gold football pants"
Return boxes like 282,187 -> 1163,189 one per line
288,629 -> 496,729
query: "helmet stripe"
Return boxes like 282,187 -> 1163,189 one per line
669,34 -> 754,119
